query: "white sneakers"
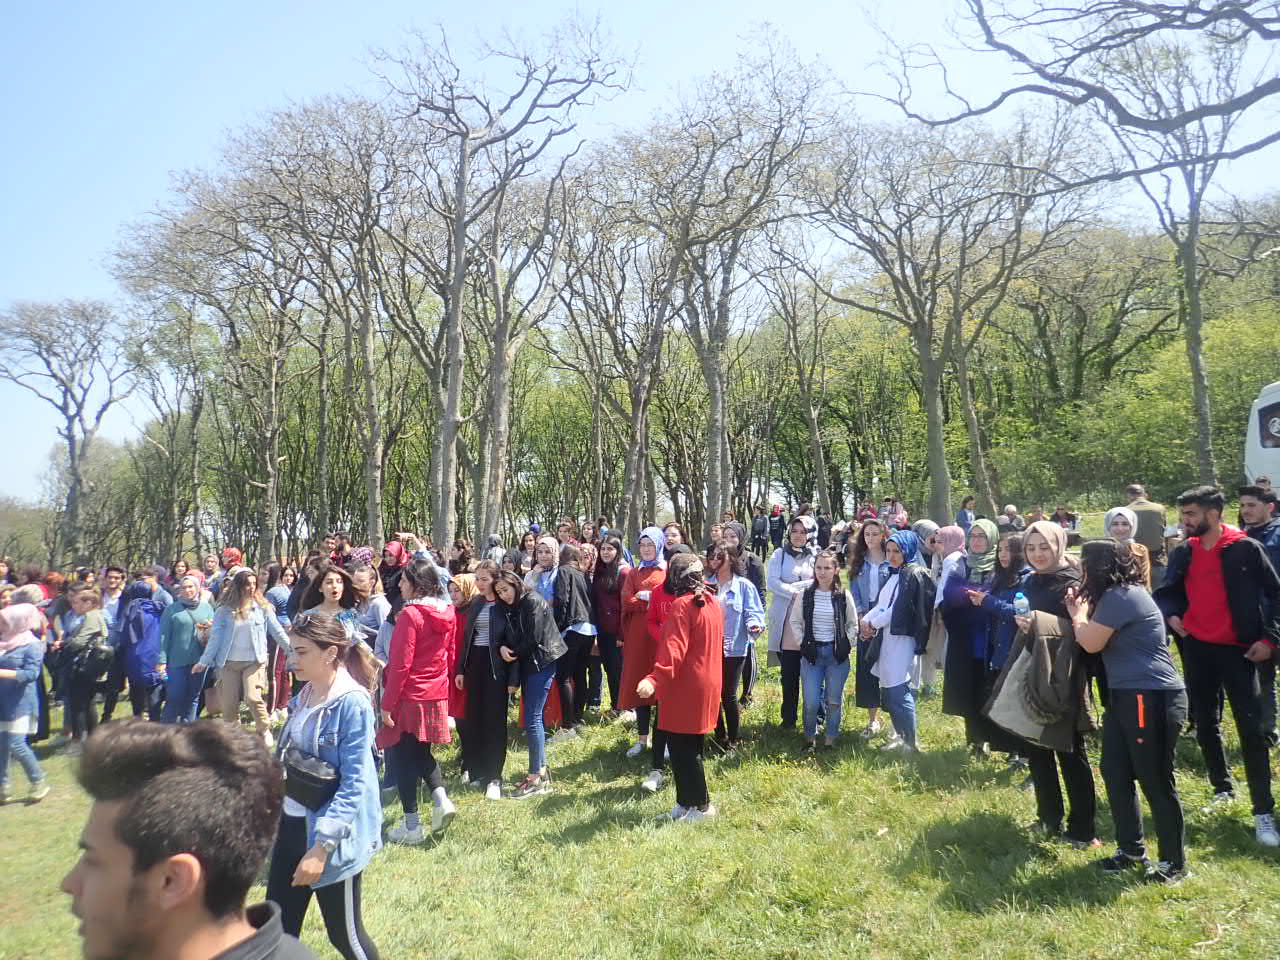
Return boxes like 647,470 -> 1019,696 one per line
625,740 -> 648,759
682,804 -> 717,823
484,781 -> 502,801
432,796 -> 457,834
616,710 -> 636,724
858,720 -> 882,740
1255,813 -> 1280,848
261,729 -> 275,750
387,822 -> 426,845
880,734 -> 904,752
640,769 -> 665,793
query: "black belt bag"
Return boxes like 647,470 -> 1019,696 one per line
283,746 -> 339,810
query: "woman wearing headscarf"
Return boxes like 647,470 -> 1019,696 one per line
0,589 -> 49,803
119,579 -> 170,721
379,540 -> 412,619
861,531 -> 935,753
635,552 -> 724,822
1104,506 -> 1151,589
768,515 -> 819,730
968,533 -> 1030,768
1017,520 -> 1099,848
618,527 -> 669,759
447,572 -> 479,778
933,525 -> 968,610
941,518 -> 1002,756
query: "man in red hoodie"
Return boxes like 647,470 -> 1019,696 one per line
1155,485 -> 1280,848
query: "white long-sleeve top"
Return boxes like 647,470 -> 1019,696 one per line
766,547 -> 815,652
865,574 -> 915,688
935,550 -> 965,608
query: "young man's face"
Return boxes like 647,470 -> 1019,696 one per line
63,801 -> 161,960
104,571 -> 124,592
1240,495 -> 1273,528
323,536 -> 337,553
1179,503 -> 1216,538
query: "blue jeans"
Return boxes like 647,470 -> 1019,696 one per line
879,682 -> 917,748
0,731 -> 44,788
801,645 -> 851,741
161,665 -> 204,723
522,661 -> 557,775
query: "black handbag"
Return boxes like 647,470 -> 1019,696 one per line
282,746 -> 340,810
863,631 -> 883,668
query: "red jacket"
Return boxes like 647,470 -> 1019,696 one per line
645,593 -> 724,735
381,599 -> 455,713
618,565 -> 666,709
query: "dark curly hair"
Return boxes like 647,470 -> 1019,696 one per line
1079,538 -> 1143,607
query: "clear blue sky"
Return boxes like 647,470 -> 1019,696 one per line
1,0 -> 1276,501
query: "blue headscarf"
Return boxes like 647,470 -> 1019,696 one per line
887,530 -> 921,569
638,526 -> 667,568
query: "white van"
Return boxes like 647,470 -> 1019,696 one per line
1245,380 -> 1280,482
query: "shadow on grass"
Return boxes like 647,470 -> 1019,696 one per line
896,810 -> 1128,913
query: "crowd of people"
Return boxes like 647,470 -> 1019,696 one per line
2,480 -> 1279,959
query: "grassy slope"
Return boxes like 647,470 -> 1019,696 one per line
3,663 -> 1278,960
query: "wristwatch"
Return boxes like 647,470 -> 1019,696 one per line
317,837 -> 338,853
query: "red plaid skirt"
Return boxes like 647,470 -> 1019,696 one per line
375,698 -> 451,750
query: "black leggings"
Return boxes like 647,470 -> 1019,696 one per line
716,656 -> 747,743
394,732 -> 443,814
267,815 -> 381,960
67,673 -> 98,740
555,631 -> 591,728
667,731 -> 708,808
778,650 -> 801,728
635,704 -> 669,769
596,630 -> 623,710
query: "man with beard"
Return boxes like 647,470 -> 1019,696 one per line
62,720 -> 315,960
1155,485 -> 1280,848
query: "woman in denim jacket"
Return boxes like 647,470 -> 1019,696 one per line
266,611 -> 383,960
194,570 -> 290,745
707,542 -> 764,751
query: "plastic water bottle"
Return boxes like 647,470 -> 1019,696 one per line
1013,592 -> 1030,617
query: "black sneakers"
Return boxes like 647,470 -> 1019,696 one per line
1095,851 -> 1149,875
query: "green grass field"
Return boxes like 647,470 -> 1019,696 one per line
3,661 -> 1279,960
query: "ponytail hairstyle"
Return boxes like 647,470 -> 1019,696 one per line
288,611 -> 378,693
814,549 -> 843,591
401,558 -> 444,600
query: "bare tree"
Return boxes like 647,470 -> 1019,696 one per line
883,0 -> 1280,177
0,300 -> 136,564
380,19 -> 626,546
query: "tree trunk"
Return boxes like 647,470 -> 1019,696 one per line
434,140 -> 470,548
481,332 -> 518,544
314,323 -> 332,541
359,307 -> 385,552
804,402 -> 831,516
62,424 -> 85,566
915,328 -> 953,521
953,345 -> 999,518
1180,227 -> 1217,485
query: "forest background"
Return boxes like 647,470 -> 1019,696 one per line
3,1 -> 1280,568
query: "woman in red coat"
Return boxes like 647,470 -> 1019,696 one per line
379,558 -> 458,844
637,552 -> 724,823
618,527 -> 668,760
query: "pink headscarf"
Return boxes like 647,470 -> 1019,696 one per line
0,603 -> 44,654
936,525 -> 966,557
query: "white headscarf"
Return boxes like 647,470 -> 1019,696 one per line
1104,506 -> 1139,544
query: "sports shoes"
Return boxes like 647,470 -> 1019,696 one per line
682,804 -> 718,823
431,796 -> 456,834
484,780 -> 502,801
1143,861 -> 1190,885
625,740 -> 648,759
387,822 -> 426,845
640,769 -> 665,793
1255,813 -> 1280,848
664,803 -> 689,821
510,773 -> 552,799
880,734 -> 905,752
1095,851 -> 1150,875
548,728 -> 579,745
1203,791 -> 1235,812
616,710 -> 636,725
28,780 -> 50,803
0,784 -> 11,804
858,720 -> 882,740
261,729 -> 275,750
